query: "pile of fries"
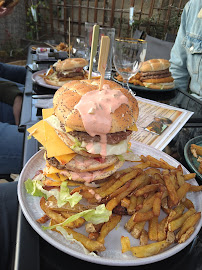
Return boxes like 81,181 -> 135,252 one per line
114,72 -> 144,87
36,155 -> 202,258
191,144 -> 202,174
55,42 -> 73,55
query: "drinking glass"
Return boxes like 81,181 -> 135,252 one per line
113,38 -> 147,90
73,37 -> 90,60
85,22 -> 115,79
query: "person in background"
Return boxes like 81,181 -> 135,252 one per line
169,0 -> 202,164
170,0 -> 202,99
0,0 -> 24,175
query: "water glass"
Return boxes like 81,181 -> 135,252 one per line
85,22 -> 115,79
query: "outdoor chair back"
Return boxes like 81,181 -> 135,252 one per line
145,35 -> 174,61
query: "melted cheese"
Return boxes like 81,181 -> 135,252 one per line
27,108 -> 75,158
128,123 -> 138,132
55,153 -> 76,164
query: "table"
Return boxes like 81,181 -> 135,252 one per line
14,47 -> 202,270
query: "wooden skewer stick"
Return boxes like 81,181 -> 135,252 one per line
98,36 -> 110,90
88,25 -> 99,80
69,17 -> 71,58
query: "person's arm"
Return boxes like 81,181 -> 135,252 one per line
169,3 -> 190,91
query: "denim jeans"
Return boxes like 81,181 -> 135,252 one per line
0,77 -> 24,124
0,122 -> 23,174
0,63 -> 25,174
0,62 -> 26,85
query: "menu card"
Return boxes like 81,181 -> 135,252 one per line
131,96 -> 193,150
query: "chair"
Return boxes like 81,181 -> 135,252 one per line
133,29 -> 144,40
164,33 -> 176,43
145,35 -> 174,60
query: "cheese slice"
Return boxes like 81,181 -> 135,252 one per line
27,108 -> 75,158
45,173 -> 68,182
65,126 -> 73,132
103,164 -> 115,172
43,120 -> 75,158
27,121 -> 46,147
42,109 -> 75,158
55,153 -> 76,164
42,108 -> 54,118
43,165 -> 62,175
128,123 -> 138,132
45,173 -> 61,181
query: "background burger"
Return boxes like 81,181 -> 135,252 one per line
44,58 -> 88,87
139,59 -> 175,90
42,79 -> 139,183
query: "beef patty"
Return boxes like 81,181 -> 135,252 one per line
140,69 -> 171,80
57,71 -> 84,78
69,130 -> 132,145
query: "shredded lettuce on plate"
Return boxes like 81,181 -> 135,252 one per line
42,204 -> 112,230
24,178 -> 82,207
25,178 -> 45,198
56,226 -> 98,256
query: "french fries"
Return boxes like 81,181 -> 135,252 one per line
51,219 -> 105,252
35,154 -> 201,259
130,240 -> 173,258
97,215 -> 121,244
114,72 -> 144,87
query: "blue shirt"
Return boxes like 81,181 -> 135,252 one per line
170,0 -> 202,97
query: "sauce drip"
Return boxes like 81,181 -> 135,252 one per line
74,84 -> 129,156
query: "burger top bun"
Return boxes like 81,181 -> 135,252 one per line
53,79 -> 139,133
55,58 -> 88,72
140,59 -> 170,72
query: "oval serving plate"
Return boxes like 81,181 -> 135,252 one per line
18,141 -> 202,266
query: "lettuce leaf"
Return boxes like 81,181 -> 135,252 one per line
56,181 -> 82,207
25,178 -> 46,198
24,179 -> 82,208
56,226 -> 97,256
42,204 -> 112,230
72,138 -> 86,152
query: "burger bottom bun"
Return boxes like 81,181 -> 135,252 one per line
60,159 -> 124,182
44,73 -> 85,87
142,76 -> 174,83
48,154 -> 119,172
143,81 -> 175,90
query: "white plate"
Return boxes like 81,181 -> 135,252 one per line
32,70 -> 59,90
32,70 -> 100,90
17,141 -> 202,266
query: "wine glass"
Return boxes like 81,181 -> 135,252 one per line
113,38 -> 147,91
73,37 -> 90,60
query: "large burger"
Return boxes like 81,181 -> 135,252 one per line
28,79 -> 139,183
139,59 -> 175,90
44,58 -> 88,87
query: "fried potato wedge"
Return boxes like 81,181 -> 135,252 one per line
130,240 -> 172,258
97,215 -> 121,244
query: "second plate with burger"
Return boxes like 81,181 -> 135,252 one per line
113,59 -> 177,92
32,58 -> 89,90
